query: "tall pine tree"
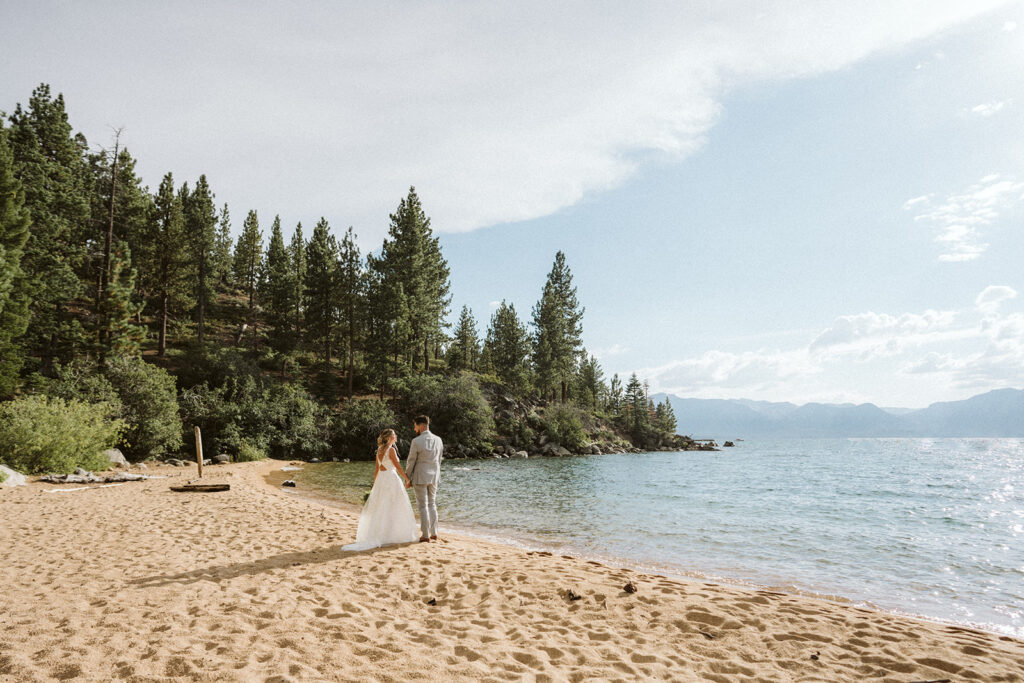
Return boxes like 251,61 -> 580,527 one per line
99,241 -> 145,358
261,215 -> 296,357
212,203 -> 233,289
363,256 -> 411,398
233,209 -> 262,314
447,305 -> 480,372
185,174 -> 217,346
373,187 -> 450,371
336,226 -> 362,398
143,173 -> 191,356
483,300 -> 531,392
288,222 -> 307,341
531,251 -> 584,403
6,84 -> 91,372
304,218 -> 338,366
0,125 -> 32,395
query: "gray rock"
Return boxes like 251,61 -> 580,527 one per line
102,448 -> 128,467
555,446 -> 572,457
0,464 -> 27,487
537,434 -> 549,446
590,444 -> 602,455
74,467 -> 90,476
342,458 -> 350,463
513,451 -> 528,459
282,480 -> 297,487
212,454 -> 231,464
135,462 -> 148,470
309,458 -> 321,463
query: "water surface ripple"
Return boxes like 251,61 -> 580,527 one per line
293,438 -> 1024,637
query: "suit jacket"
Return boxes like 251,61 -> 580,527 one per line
406,429 -> 443,486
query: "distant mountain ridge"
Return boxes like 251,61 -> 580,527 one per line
651,388 -> 1024,439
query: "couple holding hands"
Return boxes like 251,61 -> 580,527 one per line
343,415 -> 442,551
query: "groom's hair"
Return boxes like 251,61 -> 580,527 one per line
414,415 -> 430,427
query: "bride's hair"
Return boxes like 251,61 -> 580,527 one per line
377,429 -> 396,448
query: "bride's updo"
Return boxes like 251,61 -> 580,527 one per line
377,429 -> 396,448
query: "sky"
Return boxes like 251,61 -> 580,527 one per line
2,1 -> 1024,408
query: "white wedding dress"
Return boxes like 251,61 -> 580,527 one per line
343,448 -> 420,551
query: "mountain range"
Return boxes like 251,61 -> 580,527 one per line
651,388 -> 1024,439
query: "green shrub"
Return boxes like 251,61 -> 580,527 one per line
104,356 -> 183,461
0,468 -> 7,484
234,439 -> 267,462
32,362 -> 122,419
540,403 -> 588,450
179,377 -> 329,461
390,372 -> 495,451
0,395 -> 125,474
332,398 -> 398,460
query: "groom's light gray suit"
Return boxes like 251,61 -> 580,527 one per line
406,429 -> 443,538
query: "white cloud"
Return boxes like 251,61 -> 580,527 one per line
970,100 -> 1008,117
640,287 -> 1024,401
1003,20 -> 1018,32
593,343 -> 629,359
906,174 -> 1024,262
809,309 -> 956,357
976,285 -> 1018,313
0,2 -> 1009,241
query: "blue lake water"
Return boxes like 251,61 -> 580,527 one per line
288,438 -> 1024,637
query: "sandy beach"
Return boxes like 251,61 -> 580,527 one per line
1,461 -> 1022,682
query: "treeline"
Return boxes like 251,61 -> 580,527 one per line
0,84 -> 677,472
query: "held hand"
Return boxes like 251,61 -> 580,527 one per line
405,479 -> 413,489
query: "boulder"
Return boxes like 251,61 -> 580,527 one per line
282,480 -> 297,487
103,448 -> 128,468
723,441 -> 735,448
537,434 -> 549,446
0,464 -> 27,487
309,458 -> 322,463
513,451 -> 528,459
135,462 -> 148,470
590,444 -> 602,455
212,454 -> 231,464
555,446 -> 571,457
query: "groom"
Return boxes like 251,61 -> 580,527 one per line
405,415 -> 442,542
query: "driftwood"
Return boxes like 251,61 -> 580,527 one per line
170,483 -> 230,493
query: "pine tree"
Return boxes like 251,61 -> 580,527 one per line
288,222 -> 307,341
483,300 -> 531,392
6,84 -> 91,372
607,373 -> 623,415
212,203 -> 232,288
622,373 -> 649,440
99,241 -> 145,358
373,187 -> 450,371
304,218 -> 337,366
184,174 -> 217,346
654,398 -> 677,435
336,226 -> 362,398
531,251 -> 584,403
233,209 -> 262,313
575,350 -> 605,408
447,305 -> 480,372
261,215 -> 295,357
0,126 -> 32,396
363,256 -> 411,397
143,172 -> 192,356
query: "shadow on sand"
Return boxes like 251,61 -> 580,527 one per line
127,542 -> 417,588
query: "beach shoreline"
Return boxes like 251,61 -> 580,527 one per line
2,459 -> 1022,681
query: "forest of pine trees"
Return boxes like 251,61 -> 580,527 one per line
0,84 -> 685,474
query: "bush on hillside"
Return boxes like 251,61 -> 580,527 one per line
104,356 -> 183,461
390,372 -> 495,451
0,395 -> 125,474
539,403 -> 588,450
331,398 -> 399,460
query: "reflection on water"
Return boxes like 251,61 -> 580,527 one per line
292,438 -> 1024,637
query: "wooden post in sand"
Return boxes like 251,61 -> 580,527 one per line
194,426 -> 204,479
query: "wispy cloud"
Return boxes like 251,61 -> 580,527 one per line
970,100 -> 1008,117
0,2 -> 1009,240
640,287 -> 1024,401
905,174 -> 1024,262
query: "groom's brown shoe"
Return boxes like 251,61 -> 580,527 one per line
430,535 -> 438,540
419,537 -> 430,543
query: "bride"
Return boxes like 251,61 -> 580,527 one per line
343,429 -> 420,550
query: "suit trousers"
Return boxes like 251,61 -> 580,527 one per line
412,483 -> 438,538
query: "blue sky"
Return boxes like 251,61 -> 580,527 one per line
2,1 -> 1023,407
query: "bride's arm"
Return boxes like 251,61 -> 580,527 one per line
389,447 -> 411,486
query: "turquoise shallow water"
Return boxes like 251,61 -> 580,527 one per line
288,438 -> 1024,637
